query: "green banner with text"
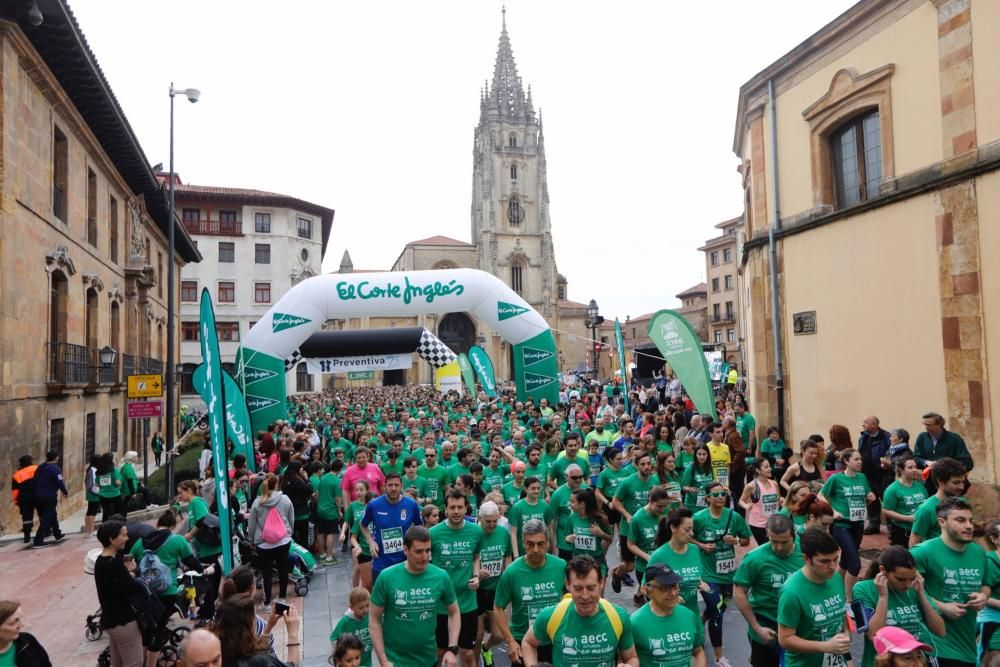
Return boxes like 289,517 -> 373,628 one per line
236,348 -> 287,436
457,353 -> 477,397
615,318 -> 630,415
512,330 -> 559,406
647,310 -> 717,419
467,345 -> 497,398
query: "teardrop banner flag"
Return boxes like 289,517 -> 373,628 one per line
468,345 -> 498,397
193,365 -> 256,473
647,310 -> 718,420
614,318 -> 630,415
198,289 -> 234,574
458,353 -> 477,397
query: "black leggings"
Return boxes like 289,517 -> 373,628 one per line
257,542 -> 291,604
293,519 -> 309,547
100,496 -> 122,522
198,554 -> 222,620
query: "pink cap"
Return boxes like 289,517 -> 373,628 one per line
872,627 -> 930,656
510,461 -> 526,472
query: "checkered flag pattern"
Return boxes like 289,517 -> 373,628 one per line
417,329 -> 457,368
284,348 -> 303,371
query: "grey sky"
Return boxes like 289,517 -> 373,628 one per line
69,0 -> 856,321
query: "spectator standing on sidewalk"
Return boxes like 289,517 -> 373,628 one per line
11,455 -> 37,544
858,416 -> 891,535
913,412 -> 973,472
94,520 -> 144,667
0,600 -> 52,667
31,450 -> 67,549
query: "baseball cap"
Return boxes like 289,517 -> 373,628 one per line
872,627 -> 930,656
643,564 -> 682,587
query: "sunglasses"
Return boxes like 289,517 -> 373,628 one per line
709,491 -> 728,498
568,475 -> 584,480
425,453 -> 436,457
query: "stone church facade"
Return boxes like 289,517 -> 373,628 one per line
334,13 -> 589,386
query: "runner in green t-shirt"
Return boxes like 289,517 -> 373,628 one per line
475,501 -> 512,662
610,452 -> 655,593
733,514 -> 804,665
417,447 -> 451,510
777,528 -> 851,667
369,526 -> 459,667
631,564 -> 706,667
909,456 -> 966,547
547,434 -> 589,489
316,465 -> 342,565
549,465 -> 589,559
681,444 -> 715,512
625,488 -> 671,584
880,456 -> 927,548
500,462 -> 525,509
400,456 -> 430,504
507,477 -> 554,558
646,507 -> 704,619
331,587 -> 373,667
851,545 -> 945,667
566,488 -> 613,574
523,446 -> 549,494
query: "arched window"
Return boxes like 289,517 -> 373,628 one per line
110,302 -> 120,353
830,109 -> 882,208
510,164 -> 518,180
506,196 -> 524,227
509,134 -> 517,147
85,288 -> 99,350
296,361 -> 313,393
49,271 -> 68,345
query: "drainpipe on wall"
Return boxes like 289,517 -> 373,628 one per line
767,79 -> 787,437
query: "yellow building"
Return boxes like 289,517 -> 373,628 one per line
734,0 -> 999,480
0,4 -> 200,526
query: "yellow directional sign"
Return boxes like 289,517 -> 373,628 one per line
128,374 -> 163,398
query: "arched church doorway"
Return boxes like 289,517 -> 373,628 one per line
438,312 -> 476,355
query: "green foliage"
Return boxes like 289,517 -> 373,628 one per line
146,442 -> 203,504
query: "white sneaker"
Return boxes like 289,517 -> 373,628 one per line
716,658 -> 734,667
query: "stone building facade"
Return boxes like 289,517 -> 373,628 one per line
699,217 -> 742,354
734,0 -> 1000,481
0,4 -> 200,527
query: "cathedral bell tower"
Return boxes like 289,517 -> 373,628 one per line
471,8 -> 558,321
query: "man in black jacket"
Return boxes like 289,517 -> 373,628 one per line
858,416 -> 891,535
32,451 -> 68,548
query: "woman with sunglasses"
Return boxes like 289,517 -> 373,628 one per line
681,443 -> 715,512
692,480 -> 751,667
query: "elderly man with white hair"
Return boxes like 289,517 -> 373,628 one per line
476,501 -> 513,664
177,628 -> 221,667
549,463 -> 588,560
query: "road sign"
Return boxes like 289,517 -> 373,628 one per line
348,371 -> 375,380
127,401 -> 163,419
128,374 -> 163,398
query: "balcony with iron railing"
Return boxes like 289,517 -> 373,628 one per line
182,218 -> 243,236
47,342 -> 121,387
711,313 -> 736,324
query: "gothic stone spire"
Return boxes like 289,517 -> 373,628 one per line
488,8 -> 528,121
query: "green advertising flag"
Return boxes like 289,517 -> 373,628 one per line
647,310 -> 718,419
198,289 -> 235,574
467,345 -> 497,398
193,366 -> 256,473
457,353 -> 477,397
614,318 -> 630,415
512,330 -> 560,405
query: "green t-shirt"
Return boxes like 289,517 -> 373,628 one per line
508,498 -> 554,555
912,537 -> 988,663
647,543 -> 703,618
531,599 -> 634,667
549,454 -> 590,487
777,570 -> 848,667
551,483 -> 589,548
693,507 -> 751,584
417,464 -> 450,509
568,513 -> 608,567
380,460 -> 404,478
881,479 -> 928,530
501,481 -> 524,509
626,507 -> 661,573
778,507 -> 807,537
370,562 -> 456,667
400,474 -> 429,502
187,495 -> 222,558
129,533 -> 196,597
483,465 -> 508,494
910,495 -> 945,541
680,466 -> 713,511
676,450 -> 696,474
734,542 -> 805,643
584,429 -> 616,453
820,472 -> 871,527
330,611 -> 372,667
613,473 -> 656,531
736,413 -> 757,448
597,466 -> 631,505
479,525 -> 512,591
316,473 -> 342,520
429,520 -> 483,614
851,579 -> 939,667
97,468 -> 122,498
494,554 -> 566,641
630,603 -> 703,667
328,437 -> 356,462
524,462 -> 549,486
119,463 -> 139,496
0,642 -> 13,667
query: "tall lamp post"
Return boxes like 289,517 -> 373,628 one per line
166,84 -> 200,499
585,299 -> 604,381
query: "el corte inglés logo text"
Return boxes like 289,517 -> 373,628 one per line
497,301 -> 529,321
272,312 -> 312,333
521,347 -> 553,366
336,277 -> 464,304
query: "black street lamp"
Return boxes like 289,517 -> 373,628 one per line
166,83 -> 199,499
585,299 -> 604,381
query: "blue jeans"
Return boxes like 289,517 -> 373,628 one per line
701,582 -> 732,648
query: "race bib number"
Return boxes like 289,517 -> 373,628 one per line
762,494 -> 779,515
716,557 -> 737,575
822,654 -> 847,667
716,469 -> 730,486
381,527 -> 403,554
849,505 -> 867,522
99,474 -> 112,487
575,534 -> 597,552
483,559 -> 502,577
696,490 -> 707,507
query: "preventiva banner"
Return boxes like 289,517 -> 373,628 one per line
305,353 -> 413,374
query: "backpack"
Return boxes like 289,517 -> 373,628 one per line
138,549 -> 172,594
261,505 -> 289,544
545,593 -> 624,642
195,513 -> 222,547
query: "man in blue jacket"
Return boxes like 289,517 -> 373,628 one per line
32,450 -> 68,548
859,416 -> 891,535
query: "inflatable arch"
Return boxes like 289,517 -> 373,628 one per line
283,327 -> 457,372
235,268 -> 559,432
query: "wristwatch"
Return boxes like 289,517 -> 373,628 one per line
447,645 -> 459,655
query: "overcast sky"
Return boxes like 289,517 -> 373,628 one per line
70,0 -> 856,321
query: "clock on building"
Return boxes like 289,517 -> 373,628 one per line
507,197 -> 525,225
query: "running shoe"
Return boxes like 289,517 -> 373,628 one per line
482,647 -> 494,667
716,658 -> 734,667
611,567 -> 622,594
622,572 -> 636,586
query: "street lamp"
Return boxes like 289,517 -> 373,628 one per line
166,83 -> 199,499
585,299 -> 604,381
98,346 -> 117,367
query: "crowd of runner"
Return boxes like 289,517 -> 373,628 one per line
6,377 -> 1000,667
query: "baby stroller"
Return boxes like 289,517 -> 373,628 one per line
234,524 -> 314,597
84,549 -> 103,640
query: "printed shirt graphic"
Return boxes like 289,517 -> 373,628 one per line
494,554 -> 566,641
912,537 -> 988,663
777,570 -> 848,667
630,603 -> 703,666
880,480 -> 928,530
706,442 -> 732,487
417,464 -> 450,508
330,612 -> 372,667
852,579 -> 939,667
627,507 -> 661,572
532,599 -> 634,667
820,473 -> 872,526
371,562 -> 456,667
361,495 -> 422,573
734,542 -> 805,643
693,507 -> 751,584
478,525 -> 511,590
429,520 -> 483,613
613,473 -> 656,531
646,544 -> 703,618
